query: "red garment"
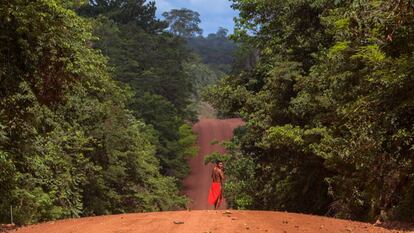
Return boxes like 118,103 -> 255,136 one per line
208,182 -> 222,206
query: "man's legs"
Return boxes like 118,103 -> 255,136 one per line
214,193 -> 222,209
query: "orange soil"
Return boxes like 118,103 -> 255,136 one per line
13,210 -> 410,233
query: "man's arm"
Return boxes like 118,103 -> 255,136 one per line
219,169 -> 225,183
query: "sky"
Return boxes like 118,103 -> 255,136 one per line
153,0 -> 238,36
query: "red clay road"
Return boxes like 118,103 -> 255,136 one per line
183,118 -> 244,210
13,210 -> 409,233
11,118 -> 412,233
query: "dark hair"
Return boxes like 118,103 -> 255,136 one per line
216,160 -> 222,165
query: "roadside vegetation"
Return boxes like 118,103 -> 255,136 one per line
204,0 -> 414,223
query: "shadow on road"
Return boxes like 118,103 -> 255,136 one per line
377,221 -> 414,232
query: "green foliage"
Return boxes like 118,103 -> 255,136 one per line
81,1 -> 200,185
77,0 -> 166,32
187,28 -> 238,73
183,56 -> 225,100
204,152 -> 230,165
0,0 -> 95,105
328,41 -> 350,58
0,151 -> 16,212
206,0 -> 414,222
162,8 -> 203,37
0,0 -> 187,225
178,124 -> 198,159
91,16 -> 193,116
351,45 -> 385,63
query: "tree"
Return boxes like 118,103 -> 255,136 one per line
162,8 -> 203,37
77,0 -> 167,32
215,27 -> 228,38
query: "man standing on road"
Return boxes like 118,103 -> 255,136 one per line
208,161 -> 225,209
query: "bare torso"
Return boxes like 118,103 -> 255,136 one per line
212,167 -> 224,183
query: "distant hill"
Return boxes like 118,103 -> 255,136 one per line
187,28 -> 237,74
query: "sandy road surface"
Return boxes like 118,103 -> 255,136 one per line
10,118 -> 412,233
13,210 -> 408,233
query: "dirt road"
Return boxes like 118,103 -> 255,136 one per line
11,118 -> 412,233
13,210 -> 409,233
183,118 -> 244,210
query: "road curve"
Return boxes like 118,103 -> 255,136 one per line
183,118 -> 244,210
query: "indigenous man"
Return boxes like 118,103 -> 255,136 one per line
208,161 -> 225,209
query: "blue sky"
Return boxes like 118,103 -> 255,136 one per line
153,0 -> 238,36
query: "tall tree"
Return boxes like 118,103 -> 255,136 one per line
162,8 -> 203,37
